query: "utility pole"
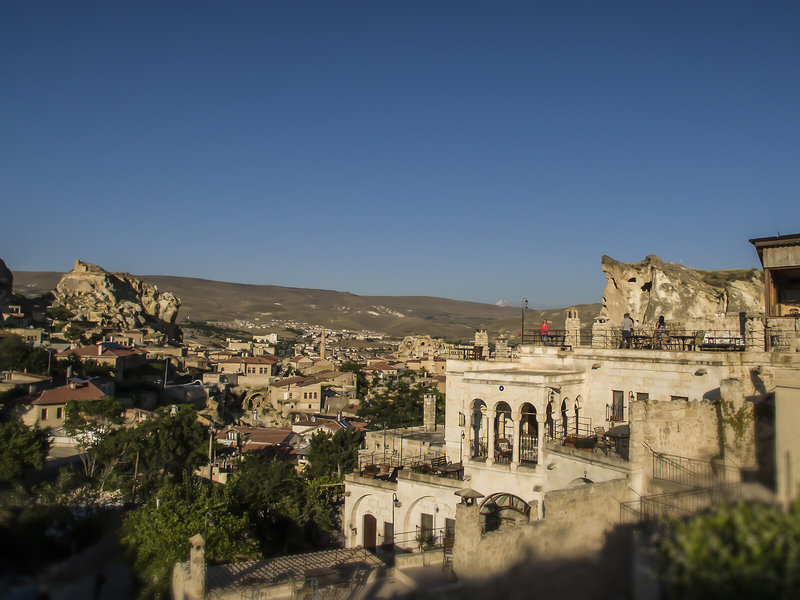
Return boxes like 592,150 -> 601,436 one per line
208,430 -> 214,480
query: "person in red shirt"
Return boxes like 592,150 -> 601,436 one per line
539,320 -> 550,345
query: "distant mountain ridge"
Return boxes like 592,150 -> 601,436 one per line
12,270 -> 600,341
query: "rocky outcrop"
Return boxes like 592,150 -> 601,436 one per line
53,260 -> 181,339
0,258 -> 13,304
600,255 -> 763,330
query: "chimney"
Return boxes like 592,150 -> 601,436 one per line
320,327 -> 326,361
97,343 -> 103,356
423,394 -> 436,432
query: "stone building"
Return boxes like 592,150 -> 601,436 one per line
343,236 -> 800,582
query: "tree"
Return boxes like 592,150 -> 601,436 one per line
118,405 -> 208,498
304,428 -> 363,479
657,500 -> 800,599
120,476 -> 255,599
0,334 -> 50,375
0,421 -> 50,485
63,325 -> 85,343
64,397 -> 124,481
357,381 -> 444,428
338,361 -> 369,398
229,455 -> 311,554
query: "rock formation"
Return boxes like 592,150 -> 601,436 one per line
53,260 -> 181,339
599,255 -> 764,331
397,335 -> 447,359
0,258 -> 14,305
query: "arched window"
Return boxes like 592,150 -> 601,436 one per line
471,399 -> 487,460
480,493 -> 531,533
494,402 -> 513,464
520,403 -> 538,466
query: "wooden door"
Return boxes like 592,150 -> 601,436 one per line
363,514 -> 377,550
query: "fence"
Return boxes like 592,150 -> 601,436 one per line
620,483 -> 742,523
652,451 -> 741,488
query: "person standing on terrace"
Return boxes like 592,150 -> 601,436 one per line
539,319 -> 550,345
621,313 -> 634,348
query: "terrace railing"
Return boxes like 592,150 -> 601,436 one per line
651,449 -> 741,488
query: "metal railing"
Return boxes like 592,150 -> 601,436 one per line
392,526 -> 448,551
521,330 -> 570,347
592,329 -> 747,351
558,415 -> 594,438
652,451 -> 741,488
769,328 -> 799,350
520,435 -> 538,466
620,483 -> 742,523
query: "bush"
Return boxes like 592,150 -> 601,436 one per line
657,500 -> 800,599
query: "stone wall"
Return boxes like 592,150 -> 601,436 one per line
453,478 -> 630,580
628,398 -> 720,473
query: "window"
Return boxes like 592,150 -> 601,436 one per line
420,513 -> 434,542
56,407 -> 63,419
670,395 -> 689,402
636,392 -> 649,401
610,391 -> 624,422
445,518 -> 455,540
383,521 -> 394,547
41,408 -> 47,420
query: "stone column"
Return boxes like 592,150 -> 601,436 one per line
592,316 -> 610,349
536,417 -> 544,463
511,415 -> 520,469
745,316 -> 765,351
487,409 -> 496,464
423,394 -> 436,432
565,307 -> 581,348
452,502 -> 482,578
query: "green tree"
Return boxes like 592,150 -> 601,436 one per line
0,421 -> 50,485
339,361 -> 369,399
64,397 -> 124,481
358,381 -> 444,428
304,428 -> 363,479
0,334 -> 50,375
657,500 -> 800,599
229,455 -> 310,554
128,404 -> 208,491
120,476 -> 256,599
63,325 -> 85,343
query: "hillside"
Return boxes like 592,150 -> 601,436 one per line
12,270 -> 600,342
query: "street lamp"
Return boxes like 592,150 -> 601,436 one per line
391,492 -> 401,548
521,299 -> 528,345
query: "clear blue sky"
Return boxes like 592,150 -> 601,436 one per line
2,1 -> 798,308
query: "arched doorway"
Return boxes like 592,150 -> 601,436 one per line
479,493 -> 531,533
520,403 -> 538,466
471,399 -> 487,460
494,401 -> 513,464
545,402 -> 555,440
560,399 -> 569,439
363,514 -> 377,550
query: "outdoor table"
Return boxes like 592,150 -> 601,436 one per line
669,334 -> 696,351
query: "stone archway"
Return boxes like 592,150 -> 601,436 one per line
479,493 -> 531,533
471,399 -> 487,460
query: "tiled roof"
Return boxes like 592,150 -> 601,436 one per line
219,355 -> 279,365
206,547 -> 384,592
271,377 -> 322,388
56,344 -> 145,359
30,380 -> 106,405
